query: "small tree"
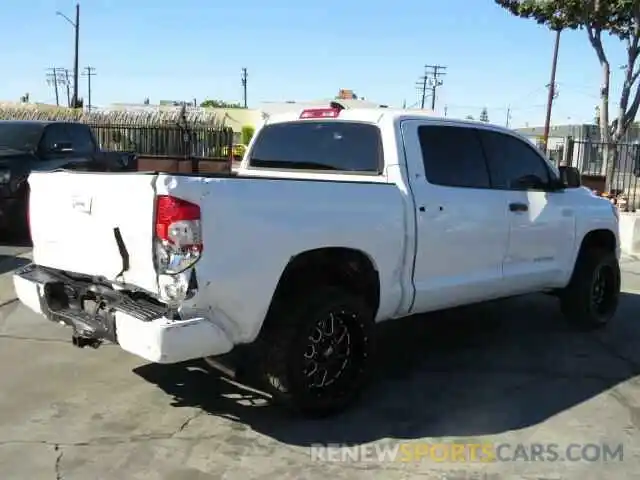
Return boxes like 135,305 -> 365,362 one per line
200,99 -> 244,108
479,107 -> 490,122
466,115 -> 475,120
495,0 -> 640,189
241,125 -> 255,145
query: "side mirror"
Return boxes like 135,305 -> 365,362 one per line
559,166 -> 581,188
513,174 -> 546,190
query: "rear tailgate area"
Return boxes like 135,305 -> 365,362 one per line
28,171 -> 159,294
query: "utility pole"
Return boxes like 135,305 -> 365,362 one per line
73,4 -> 79,108
56,3 -> 80,108
542,28 -> 562,155
241,68 -> 248,108
506,106 -> 512,127
83,66 -> 96,111
416,64 -> 447,111
46,68 -> 71,106
444,105 -> 448,117
46,68 -> 60,106
64,69 -> 72,107
430,65 -> 446,110
417,73 -> 429,109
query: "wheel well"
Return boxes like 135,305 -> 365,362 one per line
579,229 -> 616,257
263,247 -> 380,329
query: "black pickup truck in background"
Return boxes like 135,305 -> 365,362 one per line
0,120 -> 136,237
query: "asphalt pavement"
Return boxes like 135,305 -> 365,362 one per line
1,244 -> 640,479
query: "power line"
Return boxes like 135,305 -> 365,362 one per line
82,66 -> 96,111
446,103 -> 547,111
416,65 -> 447,110
241,68 -> 248,108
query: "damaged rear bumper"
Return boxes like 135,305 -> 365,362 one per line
12,263 -> 233,363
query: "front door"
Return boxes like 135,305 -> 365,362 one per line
401,120 -> 511,313
478,129 -> 576,291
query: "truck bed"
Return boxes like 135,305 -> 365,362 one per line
27,170 -> 410,341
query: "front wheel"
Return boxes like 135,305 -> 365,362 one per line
559,248 -> 621,329
260,286 -> 376,417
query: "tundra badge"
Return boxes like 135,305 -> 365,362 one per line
71,195 -> 92,214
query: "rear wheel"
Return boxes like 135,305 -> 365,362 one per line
559,248 -> 620,329
260,286 -> 376,417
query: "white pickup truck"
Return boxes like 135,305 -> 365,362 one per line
14,103 -> 621,417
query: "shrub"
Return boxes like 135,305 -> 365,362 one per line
241,124 -> 255,145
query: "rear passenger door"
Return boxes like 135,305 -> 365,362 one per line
401,121 -> 511,313
478,129 -> 576,291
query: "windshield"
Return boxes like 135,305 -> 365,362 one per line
0,123 -> 43,152
248,121 -> 383,173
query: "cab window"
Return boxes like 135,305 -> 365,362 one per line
479,130 -> 553,190
249,121 -> 383,173
417,125 -> 491,188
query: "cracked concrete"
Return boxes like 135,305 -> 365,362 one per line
54,444 -> 63,480
1,247 -> 640,479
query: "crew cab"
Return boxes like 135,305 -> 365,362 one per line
0,120 -> 135,235
13,104 -> 621,417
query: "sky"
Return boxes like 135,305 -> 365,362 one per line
1,0 -> 634,128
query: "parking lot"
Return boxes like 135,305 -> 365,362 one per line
1,243 -> 640,479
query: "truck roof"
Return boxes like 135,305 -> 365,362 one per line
263,106 -> 518,136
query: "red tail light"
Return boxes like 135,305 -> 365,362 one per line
300,108 -> 341,119
154,195 -> 203,274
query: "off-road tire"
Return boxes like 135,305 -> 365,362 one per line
559,247 -> 621,330
260,286 -> 376,417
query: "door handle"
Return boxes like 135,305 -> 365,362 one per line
509,202 -> 528,212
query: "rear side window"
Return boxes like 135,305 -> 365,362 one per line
248,121 -> 382,173
417,125 -> 490,188
67,124 -> 97,154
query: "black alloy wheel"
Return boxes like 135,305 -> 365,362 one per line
261,286 -> 376,417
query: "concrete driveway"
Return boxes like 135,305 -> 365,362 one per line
1,246 -> 640,479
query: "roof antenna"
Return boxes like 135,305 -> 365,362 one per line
330,101 -> 346,111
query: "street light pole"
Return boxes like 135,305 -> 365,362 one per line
542,28 -> 561,155
73,4 -> 79,108
56,3 -> 80,108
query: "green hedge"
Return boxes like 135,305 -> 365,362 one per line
241,124 -> 255,145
